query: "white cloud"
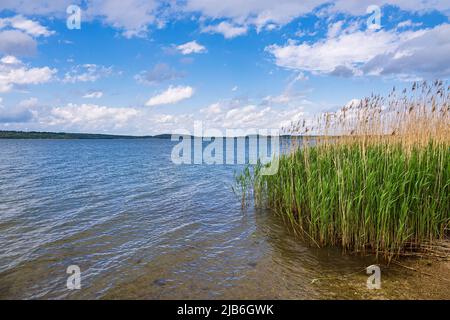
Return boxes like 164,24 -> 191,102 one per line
63,64 -> 113,83
363,24 -> 450,78
200,102 -> 222,116
85,0 -> 161,38
266,23 -> 450,78
201,21 -> 247,39
0,0 -> 74,16
224,105 -> 270,127
0,15 -> 55,37
0,15 -> 54,56
1,90 -> 312,135
183,0 -> 450,32
266,30 -> 398,74
325,0 -> 450,16
18,97 -> 39,108
0,1 -> 162,38
176,41 -> 207,54
33,103 -> 195,135
293,72 -> 308,82
83,91 -> 103,99
145,85 -> 194,106
0,55 -> 21,65
0,55 -> 56,92
0,96 -> 35,123
1,1 -> 449,39
0,30 -> 37,56
397,20 -> 423,29
199,100 -> 306,130
327,20 -> 344,38
48,103 -> 139,129
185,0 -> 319,31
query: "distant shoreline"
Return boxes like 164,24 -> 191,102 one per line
0,131 -> 172,139
0,130 -> 304,140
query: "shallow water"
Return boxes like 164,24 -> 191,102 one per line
0,139 -> 448,299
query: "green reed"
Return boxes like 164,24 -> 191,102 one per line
249,141 -> 449,257
238,81 -> 450,258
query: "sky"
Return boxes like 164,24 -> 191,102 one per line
0,0 -> 449,135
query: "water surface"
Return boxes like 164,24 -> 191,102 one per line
0,139 -> 448,299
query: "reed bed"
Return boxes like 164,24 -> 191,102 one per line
240,81 -> 450,258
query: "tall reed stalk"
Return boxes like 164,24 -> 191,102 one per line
240,81 -> 450,258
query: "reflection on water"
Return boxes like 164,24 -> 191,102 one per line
0,139 -> 448,299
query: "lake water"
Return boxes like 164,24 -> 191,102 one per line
0,139 -> 448,299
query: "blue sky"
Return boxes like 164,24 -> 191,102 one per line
0,0 -> 449,135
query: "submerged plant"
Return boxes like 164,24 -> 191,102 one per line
238,81 -> 450,259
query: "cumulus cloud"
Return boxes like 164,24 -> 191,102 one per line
0,55 -> 56,92
0,15 -> 55,37
0,15 -> 54,56
0,96 -> 35,123
200,102 -> 222,117
0,30 -> 37,56
85,0 -> 164,38
201,21 -> 247,39
48,103 -> 139,130
63,64 -> 113,83
266,23 -> 450,79
183,0 -> 450,31
0,1 -> 161,38
176,41 -> 207,54
199,99 -> 305,130
363,24 -> 450,78
0,91 -> 311,135
0,55 -> 21,65
18,97 -> 39,108
266,30 -> 397,74
145,85 -> 194,106
0,0 -> 75,16
184,0 -> 318,31
1,1 -> 449,39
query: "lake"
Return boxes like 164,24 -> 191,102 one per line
0,139 -> 448,299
